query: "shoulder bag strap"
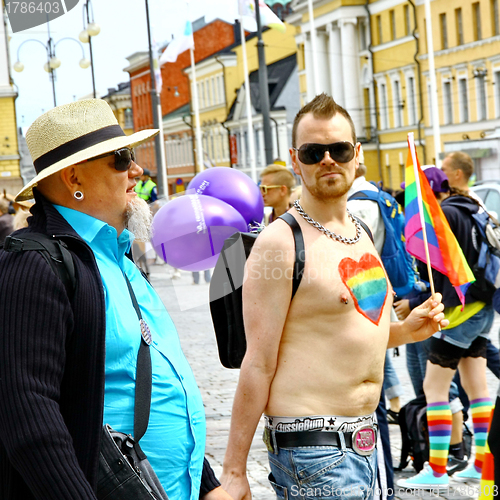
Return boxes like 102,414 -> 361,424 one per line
278,212 -> 305,299
353,215 -> 374,243
124,274 -> 152,460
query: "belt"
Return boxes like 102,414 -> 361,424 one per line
263,425 -> 377,456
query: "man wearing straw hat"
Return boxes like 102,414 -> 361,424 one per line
0,99 -> 230,500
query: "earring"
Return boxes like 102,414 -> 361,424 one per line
74,190 -> 84,201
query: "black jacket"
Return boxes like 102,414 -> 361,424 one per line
414,194 -> 480,309
0,191 -> 219,499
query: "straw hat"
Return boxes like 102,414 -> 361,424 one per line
15,99 -> 159,201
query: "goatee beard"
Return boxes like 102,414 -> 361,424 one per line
125,197 -> 153,242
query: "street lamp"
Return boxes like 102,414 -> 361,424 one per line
80,0 -> 100,98
13,22 -> 90,108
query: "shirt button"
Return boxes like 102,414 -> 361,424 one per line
107,229 -> 113,235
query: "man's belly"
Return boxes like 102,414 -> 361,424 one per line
265,316 -> 389,417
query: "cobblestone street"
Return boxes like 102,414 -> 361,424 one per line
150,263 -> 500,500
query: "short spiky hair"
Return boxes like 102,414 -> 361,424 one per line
446,151 -> 474,181
292,93 -> 357,148
260,164 -> 296,194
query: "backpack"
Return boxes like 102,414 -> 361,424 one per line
348,188 -> 415,297
209,212 -> 374,369
209,212 -> 305,369
1,233 -> 76,299
468,209 -> 500,304
396,394 -> 472,473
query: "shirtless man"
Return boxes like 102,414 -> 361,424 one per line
220,94 -> 448,500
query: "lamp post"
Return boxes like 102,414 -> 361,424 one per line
80,0 -> 100,98
13,22 -> 90,108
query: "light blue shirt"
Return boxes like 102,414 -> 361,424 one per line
54,206 -> 206,500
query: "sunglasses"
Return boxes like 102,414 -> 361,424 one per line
84,147 -> 136,171
259,185 -> 283,195
294,141 -> 356,165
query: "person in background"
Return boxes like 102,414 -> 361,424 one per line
0,196 -> 14,245
135,168 -> 158,203
397,166 -> 494,490
259,164 -> 296,225
441,152 -> 483,205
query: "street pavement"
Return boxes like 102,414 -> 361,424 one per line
149,262 -> 500,500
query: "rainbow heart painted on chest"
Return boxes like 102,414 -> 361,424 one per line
338,253 -> 388,326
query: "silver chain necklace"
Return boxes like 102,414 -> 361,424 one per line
293,200 -> 361,245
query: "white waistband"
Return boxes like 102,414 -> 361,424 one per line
264,414 -> 377,433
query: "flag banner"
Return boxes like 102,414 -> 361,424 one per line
152,39 -> 163,93
404,133 -> 475,306
238,0 -> 286,33
159,20 -> 194,64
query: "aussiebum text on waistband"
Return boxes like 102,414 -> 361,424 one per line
265,414 -> 376,433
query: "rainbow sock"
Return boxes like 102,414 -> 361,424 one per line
427,401 -> 452,476
471,398 -> 493,473
478,405 -> 495,500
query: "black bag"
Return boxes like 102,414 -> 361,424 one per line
396,394 -> 472,473
209,212 -> 374,369
209,212 -> 305,368
96,276 -> 168,500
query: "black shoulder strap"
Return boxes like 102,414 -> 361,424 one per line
278,212 -> 305,299
353,215 -> 374,243
2,233 -> 76,299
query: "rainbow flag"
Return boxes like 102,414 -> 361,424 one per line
404,133 -> 475,306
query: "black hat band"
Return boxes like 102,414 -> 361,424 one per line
33,124 -> 126,173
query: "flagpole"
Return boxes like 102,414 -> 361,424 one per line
307,0 -> 320,95
424,0 -> 442,167
190,47 -> 204,173
408,132 -> 436,296
239,18 -> 258,182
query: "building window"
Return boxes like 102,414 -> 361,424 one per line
393,79 -> 403,127
473,2 -> 482,41
408,76 -> 417,125
443,81 -> 453,124
376,15 -> 382,44
459,78 -> 469,122
379,83 -> 389,129
456,8 -> 464,45
359,19 -> 367,50
477,74 -> 487,120
124,108 -> 133,129
390,10 -> 396,40
404,4 -> 411,36
440,13 -> 448,49
492,0 -> 499,35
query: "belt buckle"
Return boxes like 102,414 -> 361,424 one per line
352,425 -> 376,456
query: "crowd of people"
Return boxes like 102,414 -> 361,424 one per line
0,94 -> 498,500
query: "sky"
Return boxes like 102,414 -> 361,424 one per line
6,0 -> 239,128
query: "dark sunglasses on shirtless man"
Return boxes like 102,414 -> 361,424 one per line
294,141 -> 356,165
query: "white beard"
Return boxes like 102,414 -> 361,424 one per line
126,197 -> 153,242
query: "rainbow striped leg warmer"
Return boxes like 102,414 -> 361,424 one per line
479,404 -> 495,500
471,398 -> 493,473
427,401 -> 452,476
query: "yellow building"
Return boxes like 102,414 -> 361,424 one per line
0,1 -> 21,196
102,82 -> 134,136
171,19 -> 298,181
288,0 -> 500,189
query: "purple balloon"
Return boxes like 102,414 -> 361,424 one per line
187,167 -> 264,226
151,194 -> 248,272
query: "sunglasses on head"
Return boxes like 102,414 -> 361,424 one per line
294,141 -> 356,165
85,147 -> 136,171
259,184 -> 283,195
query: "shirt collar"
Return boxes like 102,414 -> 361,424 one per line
53,205 -> 134,253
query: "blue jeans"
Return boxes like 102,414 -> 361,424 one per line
382,351 -> 403,400
268,443 -> 377,499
